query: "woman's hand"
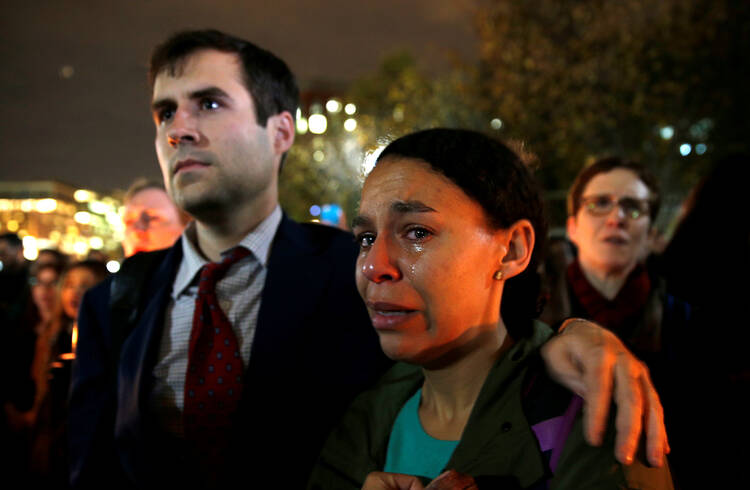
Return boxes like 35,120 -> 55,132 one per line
362,472 -> 425,490
540,318 -> 669,467
362,470 -> 477,490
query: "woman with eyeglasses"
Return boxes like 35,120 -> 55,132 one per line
308,131 -> 673,489
547,157 -> 694,486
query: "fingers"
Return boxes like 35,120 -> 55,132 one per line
640,365 -> 668,467
612,350 -> 644,465
581,338 -> 616,447
362,472 -> 425,490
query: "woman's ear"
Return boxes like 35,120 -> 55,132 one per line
498,219 -> 535,280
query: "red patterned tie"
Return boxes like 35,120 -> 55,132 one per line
184,246 -> 250,454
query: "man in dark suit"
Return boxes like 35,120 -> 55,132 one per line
69,30 -> 669,489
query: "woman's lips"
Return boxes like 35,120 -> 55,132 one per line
366,301 -> 418,330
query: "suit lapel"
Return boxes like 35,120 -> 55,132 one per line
116,242 -> 182,442
248,216 -> 332,372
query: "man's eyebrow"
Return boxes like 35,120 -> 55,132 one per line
391,200 -> 436,214
189,86 -> 231,101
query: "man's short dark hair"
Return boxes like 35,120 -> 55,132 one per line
148,29 -> 299,127
567,157 -> 661,221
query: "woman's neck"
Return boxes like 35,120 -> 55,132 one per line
579,261 -> 635,300
418,327 -> 512,440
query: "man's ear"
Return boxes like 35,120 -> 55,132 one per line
566,215 -> 579,247
498,219 -> 535,280
268,111 -> 295,155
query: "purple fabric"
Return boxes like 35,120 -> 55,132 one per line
530,395 -> 584,472
532,415 -> 565,452
549,396 -> 583,471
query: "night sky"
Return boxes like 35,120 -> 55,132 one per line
0,0 -> 478,192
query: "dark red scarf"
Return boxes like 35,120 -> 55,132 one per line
566,259 -> 651,335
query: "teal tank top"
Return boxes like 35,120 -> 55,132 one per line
384,389 -> 460,480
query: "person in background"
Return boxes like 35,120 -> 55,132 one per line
121,178 -> 189,257
28,260 -> 108,487
0,233 -> 33,479
35,249 -> 70,270
543,157 -> 698,486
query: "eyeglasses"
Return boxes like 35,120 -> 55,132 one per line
579,194 -> 651,220
29,277 -> 59,288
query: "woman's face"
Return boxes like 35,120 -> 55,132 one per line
31,267 -> 59,317
353,158 -> 510,366
60,267 -> 98,320
567,168 -> 653,277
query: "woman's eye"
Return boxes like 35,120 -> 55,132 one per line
405,227 -> 432,241
355,232 -> 375,249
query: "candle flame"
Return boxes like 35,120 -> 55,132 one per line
71,323 -> 78,354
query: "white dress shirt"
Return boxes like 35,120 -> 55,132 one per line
149,206 -> 282,436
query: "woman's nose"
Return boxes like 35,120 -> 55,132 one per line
361,237 -> 402,283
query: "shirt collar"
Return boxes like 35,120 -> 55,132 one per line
171,205 -> 283,299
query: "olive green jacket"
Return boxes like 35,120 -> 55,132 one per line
308,323 -> 673,489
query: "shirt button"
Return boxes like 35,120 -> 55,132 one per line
501,422 -> 512,433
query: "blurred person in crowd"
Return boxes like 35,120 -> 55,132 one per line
309,129 -> 673,489
0,233 -> 33,478
36,249 -> 70,270
1,246 -> 55,482
543,157 -> 705,486
69,29 -> 670,490
85,250 -> 108,264
28,260 -> 108,487
0,233 -> 30,323
121,178 -> 189,257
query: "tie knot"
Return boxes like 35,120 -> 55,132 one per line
199,246 -> 251,287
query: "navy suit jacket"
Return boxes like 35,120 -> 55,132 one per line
69,215 -> 390,489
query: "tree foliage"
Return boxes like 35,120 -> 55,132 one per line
476,0 -> 750,219
280,0 -> 749,229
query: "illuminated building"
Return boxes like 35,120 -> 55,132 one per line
0,180 -> 124,261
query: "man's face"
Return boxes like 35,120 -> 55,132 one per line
151,50 -> 279,220
567,168 -> 653,277
122,188 -> 186,256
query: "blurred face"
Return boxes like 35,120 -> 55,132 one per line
122,188 -> 185,256
60,267 -> 98,320
353,158 -> 508,366
567,168 -> 653,278
31,267 -> 59,317
151,49 -> 280,220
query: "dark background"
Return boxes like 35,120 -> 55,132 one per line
0,0 -> 479,191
